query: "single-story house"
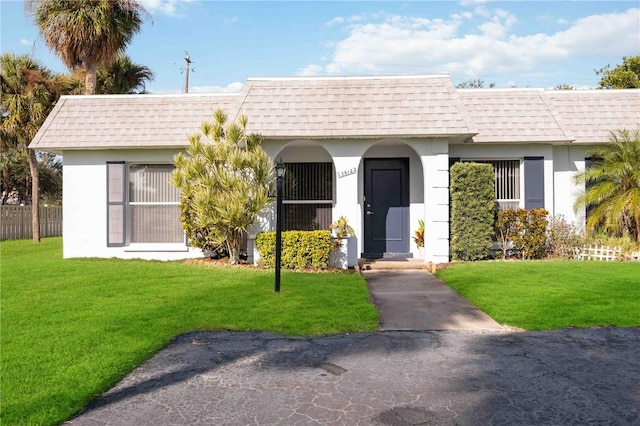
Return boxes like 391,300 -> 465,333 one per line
30,75 -> 640,264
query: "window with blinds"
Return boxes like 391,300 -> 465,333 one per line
466,160 -> 521,210
128,164 -> 184,243
283,162 -> 333,231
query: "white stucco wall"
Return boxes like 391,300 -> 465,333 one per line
62,140 -> 592,263
449,143 -> 554,211
407,139 -> 451,264
450,142 -> 596,230
61,149 -> 203,260
266,138 -> 448,263
553,145 -> 595,228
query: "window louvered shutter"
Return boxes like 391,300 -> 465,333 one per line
107,162 -> 126,246
524,157 -> 544,209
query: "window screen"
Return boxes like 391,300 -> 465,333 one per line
467,160 -> 521,210
129,164 -> 183,243
283,162 -> 333,231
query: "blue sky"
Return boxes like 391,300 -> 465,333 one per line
2,1 -> 639,93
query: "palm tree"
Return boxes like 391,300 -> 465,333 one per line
0,53 -> 68,241
26,0 -> 148,95
172,110 -> 274,265
71,54 -> 154,94
574,128 -> 640,244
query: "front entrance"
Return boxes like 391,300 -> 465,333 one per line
362,158 -> 410,258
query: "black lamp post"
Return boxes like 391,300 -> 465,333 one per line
275,162 -> 285,293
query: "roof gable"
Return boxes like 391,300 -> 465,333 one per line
231,75 -> 476,139
29,76 -> 640,151
29,93 -> 238,151
543,90 -> 640,144
459,89 -> 569,143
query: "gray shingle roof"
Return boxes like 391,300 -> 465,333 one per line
29,76 -> 640,151
458,89 -> 569,143
543,90 -> 640,144
29,93 -> 238,151
459,88 -> 640,144
231,75 -> 477,139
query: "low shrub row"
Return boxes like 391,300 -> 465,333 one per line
256,230 -> 331,269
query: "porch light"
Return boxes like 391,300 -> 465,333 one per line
275,162 -> 286,292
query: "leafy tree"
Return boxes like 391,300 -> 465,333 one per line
595,55 -> 640,89
1,128 -> 62,205
172,109 -> 274,264
26,0 -> 148,95
554,84 -> 574,90
37,152 -> 62,205
0,53 -> 68,240
574,128 -> 640,244
456,78 -> 496,89
71,54 -> 154,94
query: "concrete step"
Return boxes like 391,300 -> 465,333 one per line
358,258 -> 427,271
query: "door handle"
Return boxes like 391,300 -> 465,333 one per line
366,210 -> 374,215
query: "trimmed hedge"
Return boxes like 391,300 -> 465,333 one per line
450,162 -> 495,261
256,230 -> 331,269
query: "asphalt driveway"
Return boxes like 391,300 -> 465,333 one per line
67,270 -> 639,425
68,328 -> 640,425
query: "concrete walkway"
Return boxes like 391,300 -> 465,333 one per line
363,269 -> 504,332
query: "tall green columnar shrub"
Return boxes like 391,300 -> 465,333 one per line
450,162 -> 495,261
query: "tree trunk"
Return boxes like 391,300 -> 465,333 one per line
85,61 -> 97,95
27,148 -> 40,242
227,232 -> 241,265
1,166 -> 9,204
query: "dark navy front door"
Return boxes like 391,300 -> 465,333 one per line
363,158 -> 410,258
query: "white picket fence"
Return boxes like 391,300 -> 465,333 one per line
574,244 -> 640,262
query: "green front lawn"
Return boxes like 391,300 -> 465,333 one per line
436,260 -> 640,330
1,238 -> 378,426
4,239 -> 639,425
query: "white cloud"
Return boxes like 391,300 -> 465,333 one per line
141,0 -> 194,17
310,7 -> 639,84
189,81 -> 244,93
298,64 -> 323,76
326,12 -> 381,27
20,38 -> 31,46
478,9 -> 517,39
326,16 -> 345,26
542,8 -> 640,56
460,0 -> 488,6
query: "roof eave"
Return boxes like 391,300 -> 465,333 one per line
260,132 -> 478,141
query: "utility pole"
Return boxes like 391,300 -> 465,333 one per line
183,52 -> 192,93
